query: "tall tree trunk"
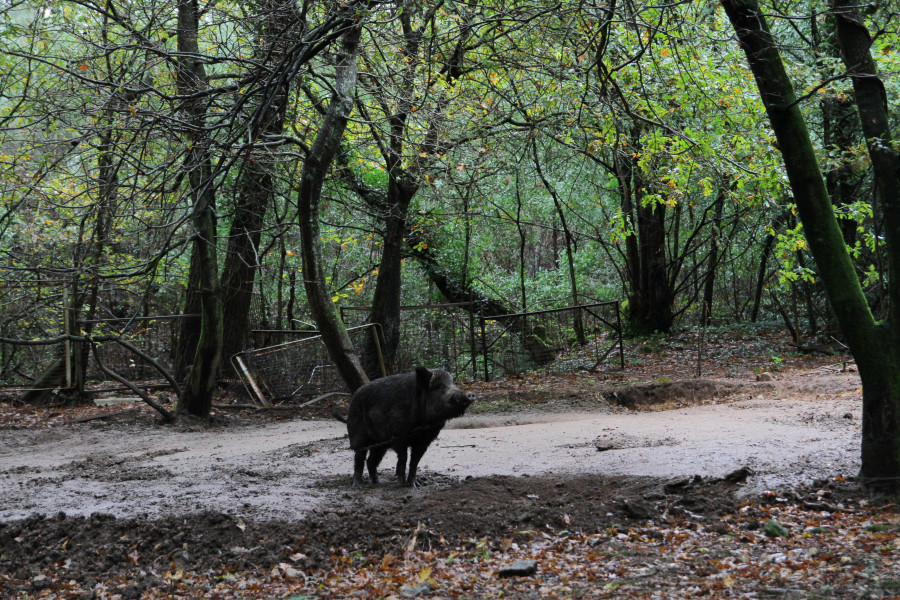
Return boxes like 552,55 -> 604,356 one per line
614,126 -> 674,334
220,162 -> 269,366
701,180 -> 726,326
629,130 -> 673,334
614,140 -> 641,312
358,7 -> 422,378
361,181 -> 416,377
297,18 -> 368,393
175,0 -> 223,418
348,4 -> 469,376
220,0 -> 307,368
832,0 -> 900,489
721,0 -> 900,491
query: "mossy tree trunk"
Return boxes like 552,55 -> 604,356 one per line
175,0 -> 223,418
721,0 -> 900,491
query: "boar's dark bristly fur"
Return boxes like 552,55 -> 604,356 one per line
336,366 -> 474,486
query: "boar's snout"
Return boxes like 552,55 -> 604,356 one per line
450,390 -> 476,415
451,391 -> 474,410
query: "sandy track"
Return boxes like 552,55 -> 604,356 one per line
0,371 -> 862,522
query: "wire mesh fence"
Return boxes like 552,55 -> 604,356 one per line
341,301 -> 623,382
341,303 -> 481,381
3,281 -> 624,400
1,280 -> 67,388
231,324 -> 386,406
478,302 -> 623,381
77,315 -> 191,382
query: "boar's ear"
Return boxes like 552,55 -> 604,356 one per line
415,366 -> 432,390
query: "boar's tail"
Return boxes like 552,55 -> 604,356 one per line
330,405 -> 348,423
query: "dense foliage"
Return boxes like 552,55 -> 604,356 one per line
0,0 -> 896,382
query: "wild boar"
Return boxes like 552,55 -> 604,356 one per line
333,366 -> 474,486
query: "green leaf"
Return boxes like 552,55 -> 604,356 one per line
765,519 -> 790,538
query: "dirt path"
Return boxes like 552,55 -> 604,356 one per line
0,368 -> 862,522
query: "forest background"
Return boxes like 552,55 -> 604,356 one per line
0,0 -> 898,488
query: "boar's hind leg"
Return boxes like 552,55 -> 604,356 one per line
394,445 -> 408,482
366,445 -> 388,484
353,450 -> 367,485
405,442 -> 429,487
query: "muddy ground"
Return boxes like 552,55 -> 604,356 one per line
0,337 -> 874,598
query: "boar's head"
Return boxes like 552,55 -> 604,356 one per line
416,366 -> 474,423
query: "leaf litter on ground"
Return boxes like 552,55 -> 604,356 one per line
0,326 -> 889,598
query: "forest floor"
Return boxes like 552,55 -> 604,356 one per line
1,327 -> 898,599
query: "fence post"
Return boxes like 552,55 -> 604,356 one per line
63,286 -> 72,390
616,301 -> 625,369
468,306 -> 477,382
480,303 -> 490,382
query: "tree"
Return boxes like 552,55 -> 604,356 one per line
720,0 -> 900,491
173,0 -> 223,418
218,1 -> 348,368
297,15 -> 368,393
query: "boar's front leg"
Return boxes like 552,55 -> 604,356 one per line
405,442 -> 430,487
353,450 -> 367,485
366,445 -> 388,484
394,446 -> 408,482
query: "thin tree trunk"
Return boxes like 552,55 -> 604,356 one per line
701,181 -> 726,326
515,172 -> 528,310
531,137 -> 584,344
751,212 -> 788,322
